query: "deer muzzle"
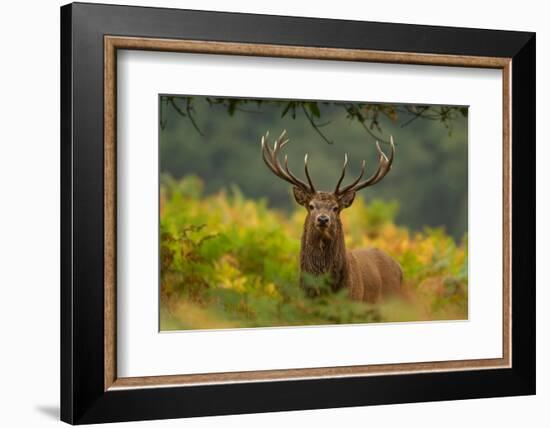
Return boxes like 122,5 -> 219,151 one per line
316,214 -> 330,228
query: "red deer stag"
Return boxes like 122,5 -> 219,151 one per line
261,130 -> 402,303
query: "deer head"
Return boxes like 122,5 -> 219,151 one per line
261,130 -> 395,241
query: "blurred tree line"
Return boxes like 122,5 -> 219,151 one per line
159,95 -> 468,240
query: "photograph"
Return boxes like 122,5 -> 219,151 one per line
159,95 -> 469,331
54,1 -> 536,424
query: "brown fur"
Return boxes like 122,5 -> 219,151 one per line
296,190 -> 402,303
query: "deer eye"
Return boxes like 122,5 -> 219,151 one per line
308,203 -> 315,210
332,206 -> 339,212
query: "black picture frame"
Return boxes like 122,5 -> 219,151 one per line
60,2 -> 535,424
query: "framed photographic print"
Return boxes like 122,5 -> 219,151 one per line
60,2 -> 536,424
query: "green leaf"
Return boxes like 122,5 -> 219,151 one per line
308,102 -> 321,118
228,99 -> 237,116
281,101 -> 294,118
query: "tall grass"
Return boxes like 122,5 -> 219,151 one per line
160,175 -> 468,330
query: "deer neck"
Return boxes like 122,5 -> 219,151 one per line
300,219 -> 347,287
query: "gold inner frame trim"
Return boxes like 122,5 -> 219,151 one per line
104,35 -> 512,391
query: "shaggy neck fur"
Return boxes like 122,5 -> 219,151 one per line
299,215 -> 348,293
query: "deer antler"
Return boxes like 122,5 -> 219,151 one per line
335,136 -> 395,195
261,130 -> 316,193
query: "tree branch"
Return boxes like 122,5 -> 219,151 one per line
185,98 -> 205,136
300,104 -> 333,144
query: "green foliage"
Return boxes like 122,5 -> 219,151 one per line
161,96 -> 465,144
159,96 -> 468,240
160,176 -> 468,331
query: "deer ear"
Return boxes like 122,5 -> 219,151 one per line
338,191 -> 356,209
293,186 -> 310,206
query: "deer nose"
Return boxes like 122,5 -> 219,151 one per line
317,214 -> 330,226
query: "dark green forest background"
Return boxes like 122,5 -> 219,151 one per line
160,96 -> 468,240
